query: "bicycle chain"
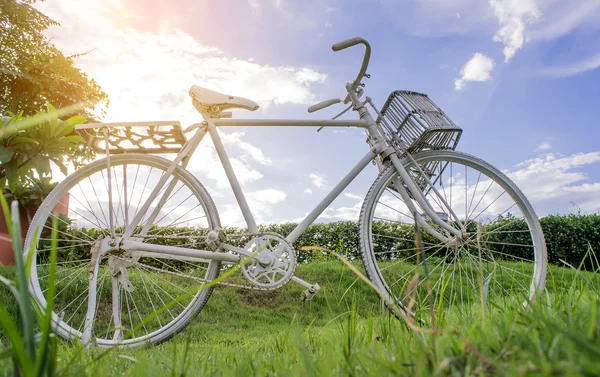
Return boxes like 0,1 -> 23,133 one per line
122,257 -> 274,291
117,232 -> 289,292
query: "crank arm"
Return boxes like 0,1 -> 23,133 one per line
291,276 -> 321,300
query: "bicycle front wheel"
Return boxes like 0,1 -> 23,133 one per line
359,150 -> 547,319
26,154 -> 221,347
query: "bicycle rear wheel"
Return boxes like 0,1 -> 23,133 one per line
25,154 -> 221,347
359,150 -> 547,319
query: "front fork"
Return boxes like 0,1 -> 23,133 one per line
348,85 -> 465,245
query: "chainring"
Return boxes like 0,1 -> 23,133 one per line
241,234 -> 297,289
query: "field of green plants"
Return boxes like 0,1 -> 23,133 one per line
1,243 -> 599,376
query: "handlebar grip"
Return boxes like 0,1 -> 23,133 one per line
332,37 -> 367,52
308,98 -> 342,113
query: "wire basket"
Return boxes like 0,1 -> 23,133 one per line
375,91 -> 462,194
376,90 -> 462,153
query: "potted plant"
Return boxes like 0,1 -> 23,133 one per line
0,105 -> 88,264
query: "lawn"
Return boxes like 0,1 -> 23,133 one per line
1,259 -> 599,376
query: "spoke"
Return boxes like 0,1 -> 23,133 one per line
123,285 -> 135,339
139,270 -> 176,320
373,233 -> 438,246
128,290 -> 149,336
88,176 -> 111,234
478,240 -> 533,248
133,166 -> 154,221
467,171 -> 482,216
423,254 -> 457,303
377,200 -> 413,222
39,221 -> 93,245
465,164 -> 468,221
38,263 -> 88,280
389,243 -> 448,288
139,269 -> 163,328
134,265 -> 189,308
467,179 -> 495,220
472,190 -> 508,223
113,166 -> 128,228
38,242 -> 93,253
157,202 -> 202,229
374,216 -> 412,226
37,258 -> 90,267
373,244 -> 439,258
58,281 -> 90,313
69,269 -> 108,330
153,215 -> 206,230
44,267 -> 87,294
483,229 -> 532,234
139,175 -> 173,225
72,186 -> 110,231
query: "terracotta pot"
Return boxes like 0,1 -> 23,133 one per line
0,194 -> 70,266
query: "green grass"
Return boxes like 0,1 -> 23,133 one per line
1,259 -> 599,376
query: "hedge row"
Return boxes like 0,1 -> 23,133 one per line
263,214 -> 600,269
51,214 -> 600,269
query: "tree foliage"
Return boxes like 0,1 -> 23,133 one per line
0,0 -> 108,120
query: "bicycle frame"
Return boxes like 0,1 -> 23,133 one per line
115,103 -> 461,270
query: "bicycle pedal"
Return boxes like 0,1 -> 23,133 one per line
301,284 -> 321,301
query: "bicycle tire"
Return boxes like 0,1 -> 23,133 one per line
25,154 -> 221,347
359,150 -> 547,319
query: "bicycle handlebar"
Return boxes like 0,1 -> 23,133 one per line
307,98 -> 342,113
331,37 -> 371,103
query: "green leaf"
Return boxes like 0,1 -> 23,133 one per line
10,136 -> 39,146
3,160 -> 19,184
61,135 -> 85,144
0,304 -> 34,376
33,156 -> 51,176
54,122 -> 76,138
35,218 -> 58,377
54,161 -> 68,176
47,104 -> 59,130
0,146 -> 15,163
55,115 -> 86,138
1,124 -> 20,140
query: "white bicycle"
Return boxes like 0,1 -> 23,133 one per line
25,37 -> 547,347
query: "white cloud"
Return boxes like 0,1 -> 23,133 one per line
189,143 -> 263,190
221,132 -> 272,165
489,0 -> 541,62
219,188 -> 287,226
248,189 -> 287,224
302,188 -> 313,196
541,54 -> 600,77
536,142 -> 552,151
248,0 -> 260,8
455,53 -> 495,90
309,173 -> 326,189
35,0 -> 326,124
318,192 -> 363,221
528,0 -> 600,43
508,152 -> 600,213
344,193 -> 363,201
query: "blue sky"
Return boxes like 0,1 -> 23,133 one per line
38,0 -> 600,226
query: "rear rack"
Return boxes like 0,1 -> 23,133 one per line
76,121 -> 187,154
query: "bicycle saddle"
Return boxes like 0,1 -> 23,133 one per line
189,85 -> 259,112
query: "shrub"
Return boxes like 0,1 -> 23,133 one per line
40,215 -> 600,270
